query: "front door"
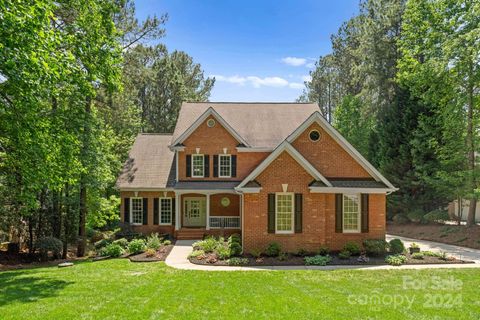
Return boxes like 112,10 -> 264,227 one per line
183,197 -> 206,227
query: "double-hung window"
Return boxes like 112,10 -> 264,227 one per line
192,154 -> 204,177
130,197 -> 143,225
343,194 -> 361,232
218,154 -> 231,178
159,198 -> 172,225
275,193 -> 294,234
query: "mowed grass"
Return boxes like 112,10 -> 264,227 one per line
1,260 -> 479,319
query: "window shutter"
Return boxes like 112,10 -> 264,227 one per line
204,155 -> 210,177
335,194 -> 343,233
171,198 -> 176,226
124,198 -> 130,223
154,198 -> 159,225
186,155 -> 192,177
143,198 -> 148,225
213,155 -> 218,177
294,194 -> 303,233
361,194 -> 369,233
231,155 -> 237,177
268,193 -> 275,233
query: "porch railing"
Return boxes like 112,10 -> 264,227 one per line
209,216 -> 240,229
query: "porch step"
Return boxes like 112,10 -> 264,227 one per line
176,228 -> 205,240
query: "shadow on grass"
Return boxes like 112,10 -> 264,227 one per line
0,270 -> 74,305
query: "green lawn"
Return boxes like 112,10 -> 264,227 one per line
0,260 -> 479,319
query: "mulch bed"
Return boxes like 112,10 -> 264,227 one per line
189,252 -> 473,267
128,244 -> 174,262
388,223 -> 480,250
0,251 -> 88,271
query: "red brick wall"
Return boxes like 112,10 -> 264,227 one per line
291,122 -> 371,178
120,191 -> 175,235
210,193 -> 240,216
242,151 -> 386,253
178,116 -> 269,180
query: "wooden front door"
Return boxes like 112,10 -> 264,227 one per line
183,197 -> 206,227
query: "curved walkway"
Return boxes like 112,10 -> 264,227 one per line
164,237 -> 480,272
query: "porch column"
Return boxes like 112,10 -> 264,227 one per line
206,193 -> 210,230
175,192 -> 181,231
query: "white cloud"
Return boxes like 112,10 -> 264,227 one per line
212,74 -> 302,89
281,57 -> 307,66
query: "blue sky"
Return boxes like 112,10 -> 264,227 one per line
135,0 -> 359,102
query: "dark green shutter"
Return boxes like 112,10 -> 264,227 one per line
361,194 -> 369,233
294,194 -> 303,233
231,155 -> 237,177
186,155 -> 191,177
154,198 -> 159,225
213,155 -> 218,177
335,194 -> 343,233
124,198 -> 130,223
268,194 -> 275,233
171,198 -> 176,226
143,198 -> 148,225
204,155 -> 210,177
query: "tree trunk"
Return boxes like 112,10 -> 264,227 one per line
28,216 -> 34,254
52,190 -> 62,239
62,185 -> 69,259
466,65 -> 477,227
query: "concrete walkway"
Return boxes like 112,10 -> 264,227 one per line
164,237 -> 480,272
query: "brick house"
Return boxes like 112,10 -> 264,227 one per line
116,102 -> 397,252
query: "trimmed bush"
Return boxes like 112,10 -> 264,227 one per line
423,210 -> 450,224
304,255 -> 332,266
128,239 -> 146,254
227,235 -> 242,256
411,252 -> 424,260
146,233 -> 162,250
249,248 -> 262,258
145,248 -> 156,257
100,243 -> 124,257
228,257 -> 249,265
94,238 -> 112,250
318,245 -> 330,255
36,237 -> 63,261
338,250 -> 351,260
422,251 -> 442,257
193,237 -> 219,253
216,245 -> 232,260
407,209 -> 424,223
265,242 -> 281,257
392,214 -> 409,224
343,241 -> 361,255
363,239 -> 389,256
112,238 -> 129,249
189,250 -> 205,258
389,239 -> 405,254
385,254 -> 407,266
163,240 -> 172,245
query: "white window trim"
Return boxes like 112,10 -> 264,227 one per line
275,192 -> 295,234
130,197 -> 143,226
342,194 -> 361,233
159,197 -> 172,225
218,154 -> 232,178
191,154 -> 204,178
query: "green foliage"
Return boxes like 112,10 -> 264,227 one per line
227,234 -> 242,256
216,245 -> 232,260
193,237 -> 219,253
412,253 -> 424,260
94,239 -> 113,250
146,233 -> 162,250
343,241 -> 361,256
423,210 -> 450,224
389,239 -> 406,255
112,238 -> 129,249
409,242 -> 419,249
407,210 -> 425,223
227,257 -> 249,266
277,252 -> 288,261
249,248 -> 262,258
265,242 -> 281,257
162,240 -> 172,246
422,251 -> 442,258
189,250 -> 205,258
304,255 -> 332,266
100,243 -> 124,258
363,239 -> 389,256
385,254 -> 407,266
36,237 -> 63,260
318,245 -> 330,255
392,214 -> 409,224
338,250 -> 351,260
296,249 -> 309,257
145,248 -> 156,257
128,239 -> 146,254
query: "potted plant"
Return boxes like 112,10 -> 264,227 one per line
409,242 -> 420,254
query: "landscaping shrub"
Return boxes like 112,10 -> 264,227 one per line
385,254 -> 407,266
227,235 -> 242,256
145,248 -> 156,257
392,214 -> 409,224
389,239 -> 405,254
423,210 -> 450,224
278,252 -> 288,261
412,252 -> 424,260
422,251 -> 442,257
163,240 -> 172,245
338,250 -> 351,260
343,241 -> 361,255
112,238 -> 129,249
318,245 -> 330,255
36,237 -> 63,261
94,238 -> 112,250
100,243 -> 124,258
407,209 -> 424,223
249,248 -> 262,258
128,239 -> 146,254
193,237 -> 219,253
216,245 -> 232,260
227,257 -> 249,266
146,233 -> 162,250
296,248 -> 309,257
189,250 -> 205,258
304,255 -> 332,266
363,239 -> 389,256
265,242 -> 281,257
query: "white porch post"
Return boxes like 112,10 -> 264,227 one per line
206,193 -> 210,230
175,192 -> 181,231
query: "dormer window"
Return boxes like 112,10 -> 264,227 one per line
218,154 -> 231,178
192,154 -> 204,177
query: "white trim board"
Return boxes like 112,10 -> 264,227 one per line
286,111 -> 397,190
170,107 -> 249,148
237,141 -> 332,189
309,187 -> 395,194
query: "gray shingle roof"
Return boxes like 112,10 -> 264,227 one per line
116,134 -> 175,189
172,102 -> 320,148
174,181 -> 240,190
329,179 -> 388,188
